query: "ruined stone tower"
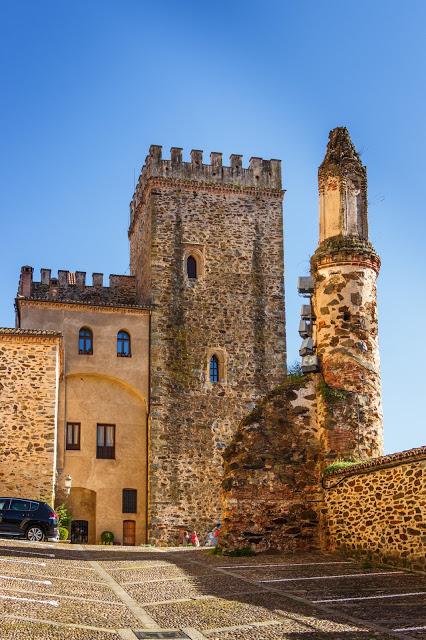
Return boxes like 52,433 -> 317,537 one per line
129,146 -> 286,543
220,127 -> 384,553
311,127 -> 383,459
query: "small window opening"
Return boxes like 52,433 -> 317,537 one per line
96,424 -> 115,459
79,327 -> 93,355
66,422 -> 80,450
187,255 -> 197,279
122,489 -> 137,513
343,311 -> 351,322
209,354 -> 219,383
117,331 -> 131,357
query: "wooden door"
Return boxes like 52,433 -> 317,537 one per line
123,520 -> 136,546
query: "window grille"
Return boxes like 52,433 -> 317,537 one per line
79,327 -> 93,355
117,331 -> 131,357
210,354 -> 219,383
122,489 -> 137,513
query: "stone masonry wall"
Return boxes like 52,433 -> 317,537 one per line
220,374 -> 324,552
18,266 -> 139,307
129,147 -> 286,544
0,329 -> 61,504
323,447 -> 426,572
312,237 -> 383,460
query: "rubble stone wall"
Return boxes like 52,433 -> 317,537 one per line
0,330 -> 61,504
312,238 -> 383,460
220,375 -> 325,552
324,448 -> 426,571
129,159 -> 286,544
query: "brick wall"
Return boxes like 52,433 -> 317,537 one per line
0,329 -> 61,504
323,447 -> 426,571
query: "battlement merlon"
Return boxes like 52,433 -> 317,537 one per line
17,266 -> 138,306
129,145 -> 283,222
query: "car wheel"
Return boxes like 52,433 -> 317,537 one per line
26,526 -> 45,542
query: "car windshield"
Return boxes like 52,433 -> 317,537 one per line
0,499 -> 9,511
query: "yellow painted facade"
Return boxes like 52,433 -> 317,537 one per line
18,300 -> 149,545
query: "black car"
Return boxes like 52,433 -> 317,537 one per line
0,498 -> 59,542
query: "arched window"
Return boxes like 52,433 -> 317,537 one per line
117,331 -> 131,357
79,327 -> 93,355
209,354 -> 219,383
187,255 -> 197,279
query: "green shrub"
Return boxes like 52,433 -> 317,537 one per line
225,546 -> 255,557
323,459 -> 359,475
101,531 -> 114,545
209,545 -> 223,556
286,361 -> 305,384
55,503 -> 72,528
318,379 -> 349,404
59,527 -> 69,541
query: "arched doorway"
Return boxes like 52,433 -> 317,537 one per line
123,520 -> 136,546
67,488 -> 96,544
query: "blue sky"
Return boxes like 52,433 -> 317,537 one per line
1,1 -> 425,454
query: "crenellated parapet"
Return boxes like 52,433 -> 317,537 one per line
129,145 -> 282,227
17,266 -> 139,308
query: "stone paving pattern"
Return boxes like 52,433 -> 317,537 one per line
0,540 -> 425,639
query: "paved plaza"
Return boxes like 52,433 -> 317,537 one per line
0,538 -> 425,639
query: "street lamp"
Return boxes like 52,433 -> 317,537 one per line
64,475 -> 72,496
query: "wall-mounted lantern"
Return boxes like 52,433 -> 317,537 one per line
64,475 -> 72,496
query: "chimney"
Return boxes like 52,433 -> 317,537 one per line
19,266 -> 33,297
58,270 -> 68,287
75,271 -> 86,287
40,268 -> 51,286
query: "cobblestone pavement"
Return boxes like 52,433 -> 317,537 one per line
0,538 -> 425,639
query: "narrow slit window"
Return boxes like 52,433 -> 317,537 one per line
79,327 -> 93,355
117,331 -> 131,357
209,354 -> 219,383
187,255 -> 197,279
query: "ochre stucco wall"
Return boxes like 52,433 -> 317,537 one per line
18,301 -> 149,544
63,374 -> 147,544
324,449 -> 426,572
0,330 -> 60,505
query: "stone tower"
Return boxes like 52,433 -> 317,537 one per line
311,127 -> 383,460
129,146 -> 286,543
